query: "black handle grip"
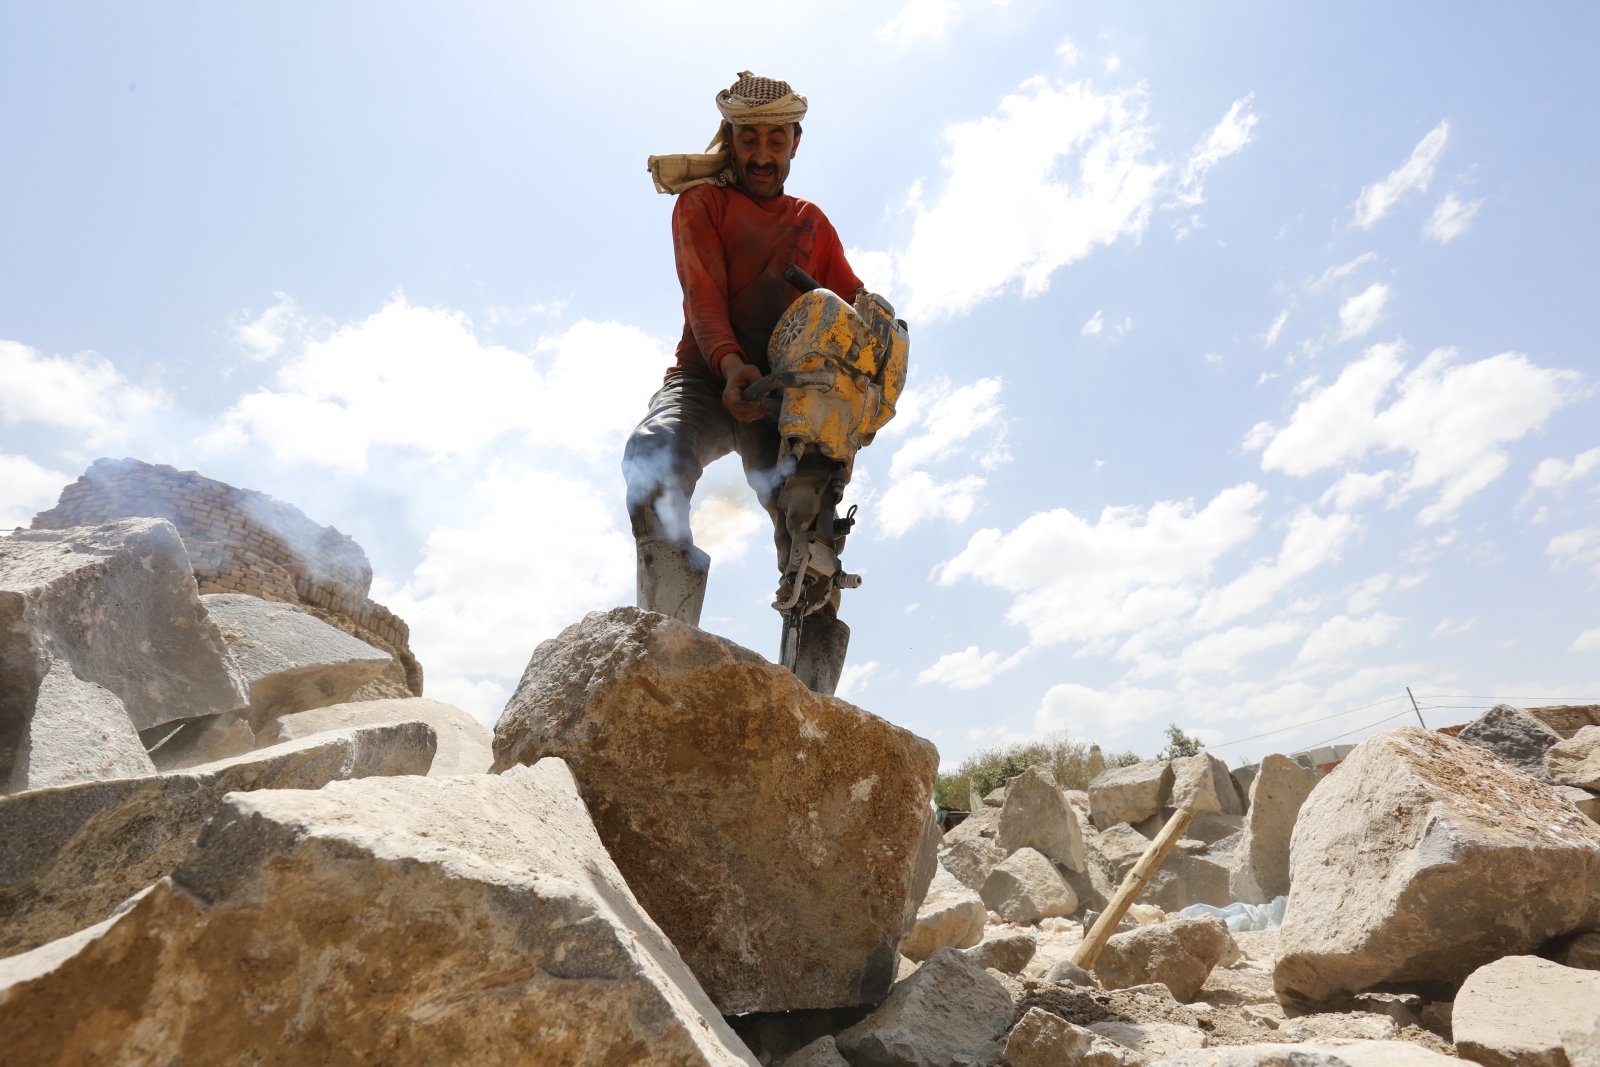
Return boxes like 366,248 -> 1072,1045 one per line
784,265 -> 821,293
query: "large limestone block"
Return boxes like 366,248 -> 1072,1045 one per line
901,866 -> 986,962
0,520 -> 245,776
1548,725 -> 1600,789
1230,753 -> 1321,904
1457,702 -> 1563,779
941,834 -> 1006,892
1156,1042 -> 1460,1065
8,657 -> 154,791
996,764 -> 1085,872
961,931 -> 1037,974
491,608 -> 938,1014
0,759 -> 759,1066
1092,915 -> 1235,1002
1453,954 -> 1600,1067
835,948 -> 1013,1067
0,721 -> 435,957
263,696 -> 493,775
1170,753 -> 1245,815
1003,1007 -> 1141,1067
202,593 -> 391,726
980,847 -> 1078,923
1275,727 -> 1600,1006
1089,759 -> 1172,829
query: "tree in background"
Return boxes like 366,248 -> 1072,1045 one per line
933,732 -> 1141,810
1157,722 -> 1204,761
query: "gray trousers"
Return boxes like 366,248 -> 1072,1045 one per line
622,375 -> 787,570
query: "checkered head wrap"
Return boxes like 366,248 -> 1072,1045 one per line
647,71 -> 808,194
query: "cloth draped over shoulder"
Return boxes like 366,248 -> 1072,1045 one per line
647,71 -> 809,195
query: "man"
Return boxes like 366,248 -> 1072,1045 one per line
625,71 -> 864,693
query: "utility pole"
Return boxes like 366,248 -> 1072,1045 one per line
1406,687 -> 1428,729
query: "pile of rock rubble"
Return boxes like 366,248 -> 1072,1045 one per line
6,514 -> 1600,1065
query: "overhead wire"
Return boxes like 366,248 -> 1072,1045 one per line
1206,694 -> 1408,750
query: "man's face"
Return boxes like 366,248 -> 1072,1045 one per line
730,122 -> 799,199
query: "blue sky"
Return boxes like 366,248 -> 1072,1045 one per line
4,1 -> 1597,768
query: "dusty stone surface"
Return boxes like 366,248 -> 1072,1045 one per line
1233,764 -> 1260,804
1278,1013 -> 1400,1042
1094,916 -> 1235,1003
1453,954 -> 1600,1067
0,759 -> 757,1066
203,593 -> 391,727
780,1036 -> 850,1067
263,696 -> 494,775
1171,753 -> 1246,815
835,948 -> 1013,1067
901,866 -> 986,962
1548,725 -> 1600,790
960,931 -> 1037,974
997,764 -> 1086,873
1090,1017 -> 1209,1056
145,711 -> 257,771
1090,759 -> 1173,829
0,721 -> 435,957
942,833 -> 1006,893
1275,727 -> 1600,1006
1558,930 -> 1600,970
491,608 -> 938,1014
0,520 -> 245,782
1556,784 -> 1600,822
1231,754 -> 1322,904
8,657 -> 154,791
1186,812 -> 1247,844
1155,1041 -> 1460,1065
980,847 -> 1078,924
1457,702 -> 1562,779
1003,1007 -> 1140,1067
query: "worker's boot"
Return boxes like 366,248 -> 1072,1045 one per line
790,615 -> 851,697
636,537 -> 710,627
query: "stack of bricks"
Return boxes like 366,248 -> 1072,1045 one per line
32,457 -> 418,690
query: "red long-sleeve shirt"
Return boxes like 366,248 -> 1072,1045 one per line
668,183 -> 864,383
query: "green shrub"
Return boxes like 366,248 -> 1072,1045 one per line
933,732 -> 1142,810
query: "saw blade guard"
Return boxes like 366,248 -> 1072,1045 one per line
764,286 -> 909,462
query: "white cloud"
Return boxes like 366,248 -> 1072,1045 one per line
376,466 -> 635,715
1548,526 -> 1600,581
917,646 -> 1012,689
0,453 -> 72,530
939,483 -> 1268,648
1255,342 -> 1582,523
1296,613 -> 1401,668
893,76 -> 1167,319
1530,447 -> 1600,492
0,340 -> 167,444
1082,310 -> 1105,336
1424,193 -> 1485,243
207,295 -> 665,472
1337,282 -> 1390,341
871,377 -> 1008,538
1157,620 -> 1304,678
1036,681 -> 1170,736
877,471 -> 984,537
1573,628 -> 1600,654
1307,252 -> 1378,293
875,0 -> 957,48
836,660 -> 880,701
231,291 -> 309,361
1263,309 -> 1289,348
1352,120 -> 1450,229
1172,94 -> 1259,209
1321,470 -> 1393,512
888,378 -> 1006,477
1193,508 -> 1359,627
1345,573 -> 1393,614
846,248 -> 896,296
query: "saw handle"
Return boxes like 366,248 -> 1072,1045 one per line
784,265 -> 822,293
